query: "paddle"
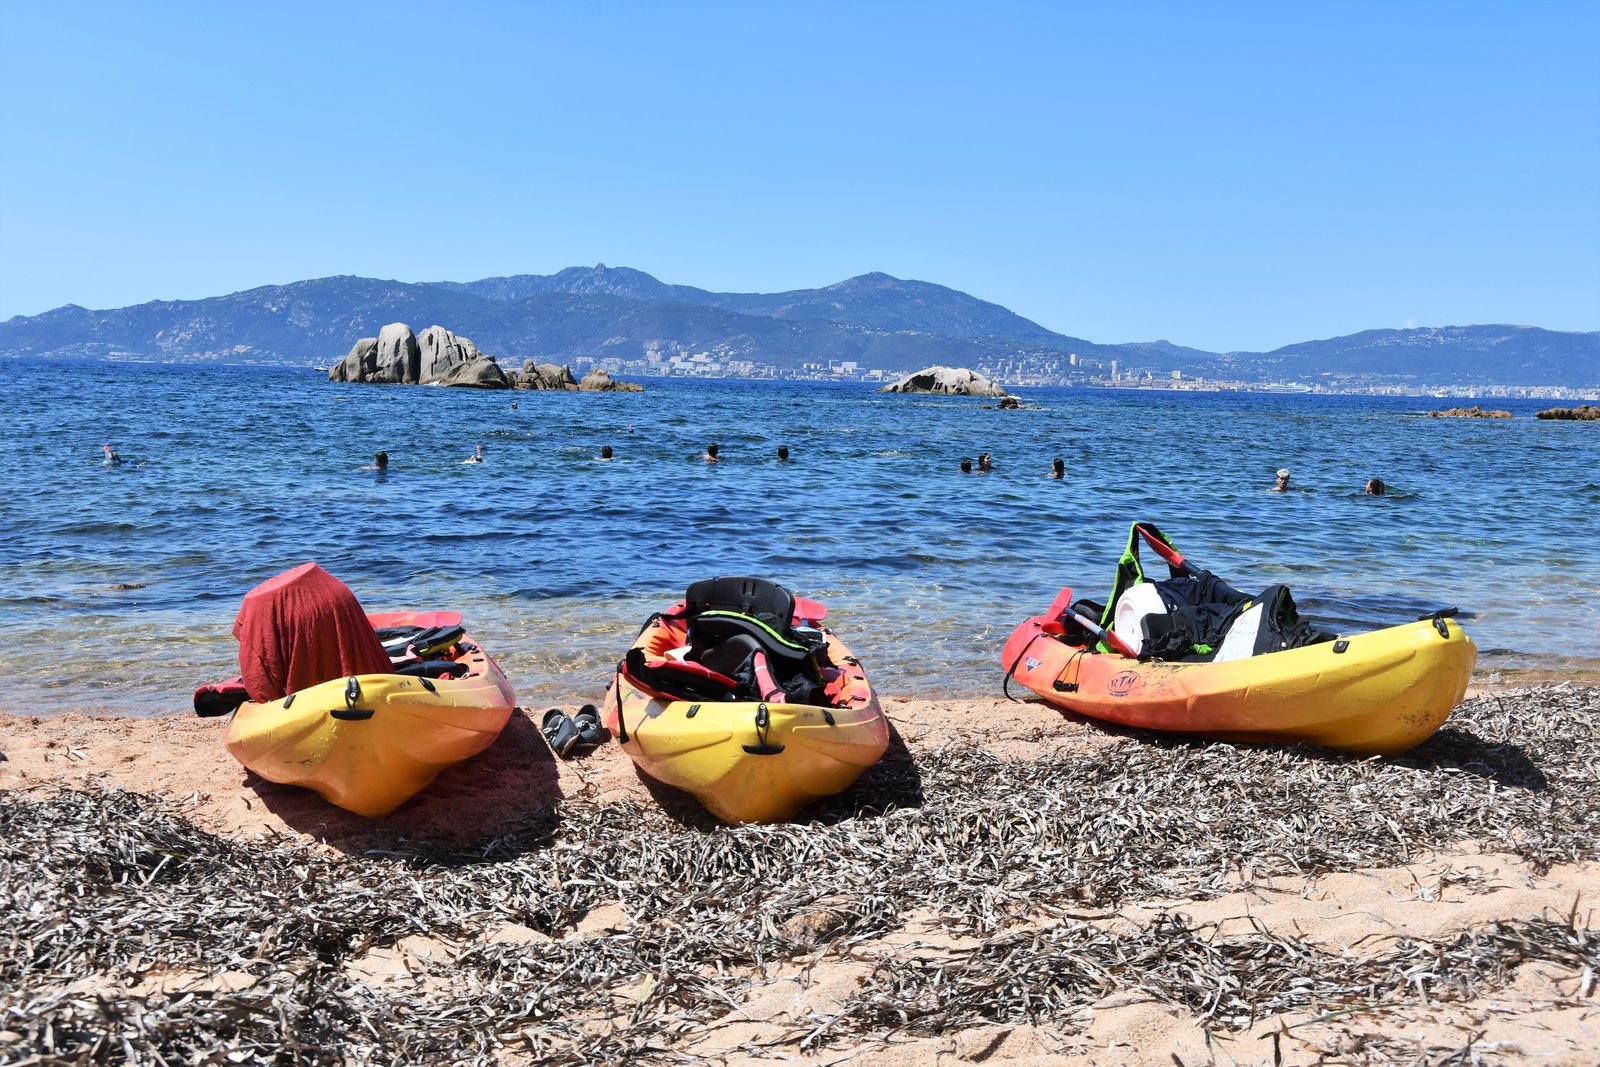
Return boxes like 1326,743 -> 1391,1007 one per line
1070,606 -> 1140,658
1134,522 -> 1201,577
1047,586 -> 1138,658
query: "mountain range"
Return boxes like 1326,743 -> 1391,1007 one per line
2,265 -> 1595,386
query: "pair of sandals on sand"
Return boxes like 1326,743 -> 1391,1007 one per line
541,704 -> 608,759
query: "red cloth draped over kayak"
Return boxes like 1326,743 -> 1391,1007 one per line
233,562 -> 393,702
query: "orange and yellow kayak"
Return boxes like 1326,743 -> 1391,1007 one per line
1002,601 -> 1474,755
603,596 -> 888,823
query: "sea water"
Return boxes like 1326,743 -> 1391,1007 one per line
2,359 -> 1596,716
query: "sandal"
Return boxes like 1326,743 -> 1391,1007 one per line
572,703 -> 610,749
541,708 -> 579,758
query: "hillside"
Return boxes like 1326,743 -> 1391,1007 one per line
2,266 -> 1595,386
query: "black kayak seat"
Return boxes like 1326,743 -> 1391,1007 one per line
689,610 -> 822,665
379,624 -> 466,659
684,576 -> 794,630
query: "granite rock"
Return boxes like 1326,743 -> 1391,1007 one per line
418,325 -> 484,384
880,365 -> 1010,397
327,336 -> 379,382
369,323 -> 421,384
579,368 -> 644,392
437,357 -> 511,389
519,362 -> 579,390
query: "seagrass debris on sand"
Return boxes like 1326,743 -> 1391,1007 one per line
1,686 -> 1596,1064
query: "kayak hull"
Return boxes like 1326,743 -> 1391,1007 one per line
225,610 -> 515,816
1001,614 -> 1474,755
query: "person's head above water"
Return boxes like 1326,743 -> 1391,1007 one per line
1366,477 -> 1386,495
704,442 -> 719,462
978,452 -> 993,471
776,445 -> 789,462
1051,457 -> 1065,478
1274,467 -> 1291,491
374,450 -> 388,469
960,457 -> 973,473
599,445 -> 614,459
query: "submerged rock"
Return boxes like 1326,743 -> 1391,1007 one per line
1535,405 -> 1599,421
880,366 -> 1009,398
1427,405 -> 1513,419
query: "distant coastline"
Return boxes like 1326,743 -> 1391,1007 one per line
3,266 -> 1595,393
9,350 -> 1597,401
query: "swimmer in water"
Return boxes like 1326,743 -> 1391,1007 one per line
1272,467 -> 1291,493
978,452 -> 993,472
1365,477 -> 1386,495
1049,457 -> 1065,478
362,450 -> 389,471
599,445 -> 614,460
776,445 -> 790,462
960,458 -> 973,473
464,444 -> 485,464
704,443 -> 719,463
102,444 -> 121,466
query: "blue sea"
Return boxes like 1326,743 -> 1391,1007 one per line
3,359 -> 1597,716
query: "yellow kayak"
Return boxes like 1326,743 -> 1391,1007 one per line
223,610 -> 515,816
603,578 -> 890,823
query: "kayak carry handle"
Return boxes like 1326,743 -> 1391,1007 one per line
332,677 -> 375,721
1418,606 -> 1458,639
742,702 -> 786,755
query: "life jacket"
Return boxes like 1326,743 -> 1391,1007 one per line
1099,522 -> 1335,662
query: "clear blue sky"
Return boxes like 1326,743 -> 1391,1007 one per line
2,1 -> 1596,351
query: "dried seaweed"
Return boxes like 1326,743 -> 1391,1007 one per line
2,685 -> 1596,1064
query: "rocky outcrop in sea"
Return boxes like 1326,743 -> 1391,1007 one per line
1426,405 -> 1513,419
329,324 -> 507,387
328,324 -> 640,391
513,362 -> 642,392
1535,405 -> 1599,421
880,366 -> 1010,397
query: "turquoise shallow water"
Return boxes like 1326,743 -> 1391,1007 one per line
2,359 -> 1597,716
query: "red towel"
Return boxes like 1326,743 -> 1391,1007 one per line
233,562 -> 393,702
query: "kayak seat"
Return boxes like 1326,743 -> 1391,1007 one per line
688,610 -> 819,665
685,576 -> 795,631
380,624 -> 465,659
671,577 -> 831,704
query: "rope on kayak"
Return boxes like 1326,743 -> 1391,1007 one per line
613,680 -> 628,744
1001,630 -> 1051,703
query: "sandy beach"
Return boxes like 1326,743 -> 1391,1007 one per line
2,684 -> 1597,1065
